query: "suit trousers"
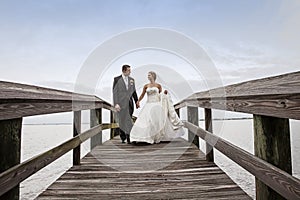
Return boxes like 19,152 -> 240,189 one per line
117,106 -> 133,141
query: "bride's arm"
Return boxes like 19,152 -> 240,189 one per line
158,84 -> 162,93
157,83 -> 167,94
137,85 -> 147,103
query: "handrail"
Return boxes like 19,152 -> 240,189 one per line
0,81 -> 115,120
174,71 -> 300,199
185,121 -> 300,200
0,123 -> 118,196
175,71 -> 300,120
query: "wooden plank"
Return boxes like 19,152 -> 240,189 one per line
0,81 -> 114,120
254,115 -> 292,200
184,121 -> 300,200
0,118 -> 22,200
37,138 -> 250,199
0,101 -> 106,120
0,124 -> 113,196
175,71 -> 300,120
0,81 -> 98,101
184,94 -> 300,120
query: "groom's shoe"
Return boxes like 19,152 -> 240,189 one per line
121,140 -> 125,143
126,134 -> 131,144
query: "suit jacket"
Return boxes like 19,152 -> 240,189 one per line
113,75 -> 138,115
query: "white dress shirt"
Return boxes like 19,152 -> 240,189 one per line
122,74 -> 128,90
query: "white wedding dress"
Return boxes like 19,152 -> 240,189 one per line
130,87 -> 185,144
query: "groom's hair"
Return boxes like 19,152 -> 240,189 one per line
122,65 -> 131,72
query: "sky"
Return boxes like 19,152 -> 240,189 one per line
1,0 -> 300,106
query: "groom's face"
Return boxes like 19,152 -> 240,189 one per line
123,67 -> 131,76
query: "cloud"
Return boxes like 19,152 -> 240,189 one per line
201,39 -> 300,85
277,0 -> 300,53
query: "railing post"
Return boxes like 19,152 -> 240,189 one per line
0,118 -> 22,200
73,111 -> 81,165
205,108 -> 214,162
110,110 -> 115,139
175,108 -> 180,117
253,114 -> 292,200
187,106 -> 199,148
90,108 -> 102,150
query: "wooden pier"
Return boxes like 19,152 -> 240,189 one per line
1,71 -> 300,200
37,137 -> 250,199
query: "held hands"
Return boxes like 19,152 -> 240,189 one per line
136,101 -> 140,109
116,102 -> 140,111
115,104 -> 121,112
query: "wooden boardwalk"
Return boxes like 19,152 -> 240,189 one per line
37,138 -> 251,199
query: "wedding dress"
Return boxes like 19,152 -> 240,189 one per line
130,87 -> 185,144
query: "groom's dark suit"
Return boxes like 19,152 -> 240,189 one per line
113,75 -> 138,142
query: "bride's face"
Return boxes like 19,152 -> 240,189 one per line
148,73 -> 153,81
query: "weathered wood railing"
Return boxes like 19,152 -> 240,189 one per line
0,81 -> 118,199
175,71 -> 300,200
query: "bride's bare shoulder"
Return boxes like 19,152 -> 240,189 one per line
143,84 -> 149,90
156,83 -> 162,88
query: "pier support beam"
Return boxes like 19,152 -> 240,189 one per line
90,108 -> 102,150
0,118 -> 22,200
187,107 -> 199,148
205,108 -> 214,162
253,115 -> 291,200
73,111 -> 81,165
110,111 -> 116,139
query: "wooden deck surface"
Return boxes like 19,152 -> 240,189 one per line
37,137 -> 251,199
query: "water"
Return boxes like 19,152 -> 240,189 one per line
20,124 -> 111,199
19,120 -> 300,199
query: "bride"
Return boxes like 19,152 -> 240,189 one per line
130,71 -> 185,144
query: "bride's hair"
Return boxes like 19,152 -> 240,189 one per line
148,71 -> 157,81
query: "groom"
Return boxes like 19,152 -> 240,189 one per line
113,65 -> 139,144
